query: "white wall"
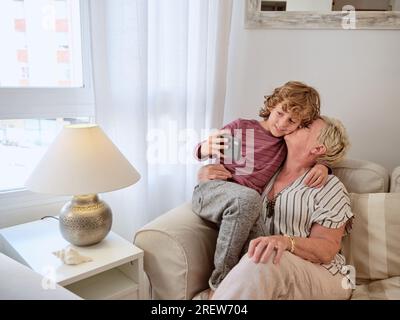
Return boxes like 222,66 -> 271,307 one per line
0,201 -> 64,229
224,0 -> 400,171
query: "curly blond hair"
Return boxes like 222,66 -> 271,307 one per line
317,116 -> 350,166
259,81 -> 321,128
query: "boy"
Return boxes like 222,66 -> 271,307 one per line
192,81 -> 328,291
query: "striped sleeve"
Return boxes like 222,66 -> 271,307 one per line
193,142 -> 204,161
311,176 -> 354,234
221,118 -> 241,134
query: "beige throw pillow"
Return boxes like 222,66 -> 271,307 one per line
341,193 -> 400,282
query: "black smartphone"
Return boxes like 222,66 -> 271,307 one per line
221,133 -> 241,161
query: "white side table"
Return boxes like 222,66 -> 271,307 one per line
0,218 -> 144,300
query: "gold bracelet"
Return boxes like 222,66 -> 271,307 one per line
284,234 -> 295,253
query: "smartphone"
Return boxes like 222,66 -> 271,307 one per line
221,133 -> 241,161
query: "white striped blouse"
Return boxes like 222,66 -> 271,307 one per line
261,170 -> 354,276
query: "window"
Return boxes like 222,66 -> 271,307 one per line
0,118 -> 90,193
0,0 -> 83,88
0,0 -> 94,199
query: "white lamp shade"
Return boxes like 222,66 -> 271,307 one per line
25,124 -> 141,195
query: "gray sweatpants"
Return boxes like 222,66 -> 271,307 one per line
192,180 -> 267,290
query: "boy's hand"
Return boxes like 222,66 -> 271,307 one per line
200,129 -> 231,159
304,163 -> 329,188
198,164 -> 232,182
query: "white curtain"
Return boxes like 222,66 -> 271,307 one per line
90,0 -> 233,240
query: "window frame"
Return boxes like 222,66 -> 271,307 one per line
0,0 -> 94,120
0,0 -> 95,212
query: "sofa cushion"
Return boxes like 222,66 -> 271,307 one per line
332,159 -> 389,193
342,193 -> 400,282
352,277 -> 400,300
391,167 -> 400,192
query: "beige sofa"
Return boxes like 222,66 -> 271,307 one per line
0,252 -> 81,300
135,158 -> 400,300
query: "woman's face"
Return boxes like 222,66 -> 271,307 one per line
285,118 -> 325,153
267,104 -> 301,137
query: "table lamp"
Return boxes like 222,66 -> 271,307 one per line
25,124 -> 140,246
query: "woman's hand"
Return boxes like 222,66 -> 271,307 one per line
197,164 -> 232,183
199,129 -> 231,159
304,163 -> 329,188
247,235 -> 290,265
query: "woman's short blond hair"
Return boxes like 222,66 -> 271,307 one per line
259,81 -> 320,128
317,116 -> 350,166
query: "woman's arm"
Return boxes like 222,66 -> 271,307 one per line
304,163 -> 329,188
248,224 -> 344,265
288,224 -> 344,264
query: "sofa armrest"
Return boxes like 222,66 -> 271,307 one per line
134,202 -> 217,300
0,252 -> 81,300
391,166 -> 400,192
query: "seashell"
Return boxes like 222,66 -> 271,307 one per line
53,246 -> 93,265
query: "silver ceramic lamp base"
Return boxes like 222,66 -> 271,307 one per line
59,194 -> 112,246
